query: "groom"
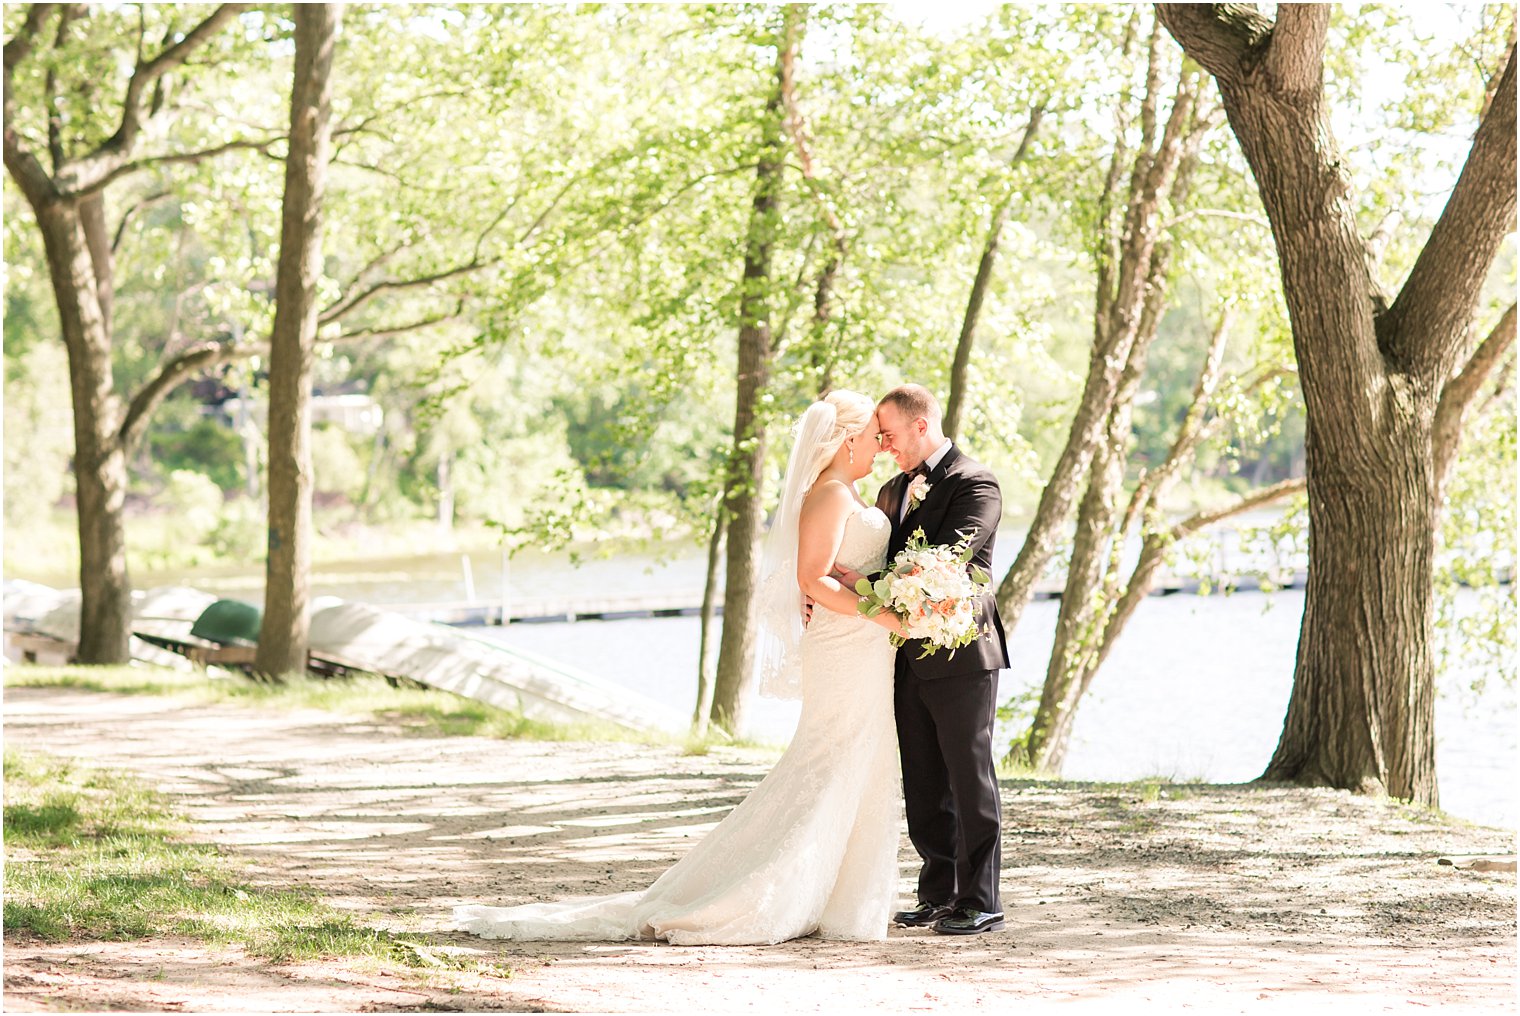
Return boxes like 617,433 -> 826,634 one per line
871,384 -> 1010,936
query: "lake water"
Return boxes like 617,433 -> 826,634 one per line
474,590 -> 1516,831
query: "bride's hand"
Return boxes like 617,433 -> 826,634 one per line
864,605 -> 905,636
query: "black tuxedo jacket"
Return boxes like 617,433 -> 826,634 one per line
874,444 -> 1011,679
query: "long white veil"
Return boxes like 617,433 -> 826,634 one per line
754,401 -> 841,700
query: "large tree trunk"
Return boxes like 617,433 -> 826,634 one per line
1158,5 -> 1516,807
709,5 -> 800,735
257,2 -> 340,677
35,202 -> 132,664
1270,413 -> 1439,798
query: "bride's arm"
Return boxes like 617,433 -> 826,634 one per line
797,482 -> 902,634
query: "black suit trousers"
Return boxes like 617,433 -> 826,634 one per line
894,657 -> 1003,914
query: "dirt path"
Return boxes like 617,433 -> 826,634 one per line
3,687 -> 1514,1013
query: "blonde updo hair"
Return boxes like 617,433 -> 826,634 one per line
800,389 -> 875,490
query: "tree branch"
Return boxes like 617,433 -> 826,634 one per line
3,4 -> 57,71
1094,474 -> 1307,678
110,189 -> 173,254
1147,306 -> 1235,497
1385,45 -> 1517,381
63,3 -> 251,195
1434,303 -> 1516,488
1154,3 -> 1272,84
1105,56 -> 1199,348
1160,206 -> 1272,231
75,134 -> 281,196
945,102 -> 1047,438
1261,3 -> 1329,93
121,295 -> 467,454
43,6 -> 80,172
118,338 -> 264,454
327,302 -> 464,344
1093,13 -> 1142,327
1178,476 -> 1308,537
1479,20 -> 1516,121
2,4 -> 60,204
318,259 -> 494,327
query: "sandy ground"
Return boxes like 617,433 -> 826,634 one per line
2,686 -> 1515,1014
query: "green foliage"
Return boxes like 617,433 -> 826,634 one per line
147,417 -> 247,493
309,424 -> 366,501
2,337 -> 72,527
1437,397 -> 1518,696
206,496 -> 265,560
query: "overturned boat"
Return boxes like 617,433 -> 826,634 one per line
3,581 -> 688,737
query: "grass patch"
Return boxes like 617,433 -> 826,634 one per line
5,663 -> 671,746
995,757 -> 1056,781
1,749 -> 504,973
3,664 -> 211,699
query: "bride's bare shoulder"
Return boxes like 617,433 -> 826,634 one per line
801,477 -> 854,517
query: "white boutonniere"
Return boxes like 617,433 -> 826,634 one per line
905,474 -> 931,513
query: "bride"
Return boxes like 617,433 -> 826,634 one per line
454,390 -> 905,945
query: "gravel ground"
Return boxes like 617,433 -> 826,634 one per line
3,686 -> 1514,1013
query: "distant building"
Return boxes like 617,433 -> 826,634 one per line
214,393 -> 384,436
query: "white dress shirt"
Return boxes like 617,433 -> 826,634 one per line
901,440 -> 953,521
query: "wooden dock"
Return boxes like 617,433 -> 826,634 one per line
389,569 -> 1316,626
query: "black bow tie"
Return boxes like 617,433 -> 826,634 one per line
908,464 -> 930,481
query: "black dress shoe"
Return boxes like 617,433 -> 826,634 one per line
933,907 -> 1006,935
893,902 -> 953,927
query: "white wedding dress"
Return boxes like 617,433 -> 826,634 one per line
454,505 -> 901,945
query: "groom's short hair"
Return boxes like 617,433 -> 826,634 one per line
878,384 -> 941,424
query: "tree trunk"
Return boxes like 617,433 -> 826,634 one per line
709,5 -> 799,735
1025,271 -> 1170,770
1007,32 -> 1211,769
35,201 -> 132,663
776,19 -> 844,396
692,507 -> 726,735
1267,414 -> 1439,798
1021,310 -> 1275,770
994,25 -> 1196,637
1026,398 -> 1132,770
257,2 -> 340,678
945,105 -> 1045,441
436,449 -> 455,533
1157,5 -> 1516,807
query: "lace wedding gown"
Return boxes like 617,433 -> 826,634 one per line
454,505 -> 900,945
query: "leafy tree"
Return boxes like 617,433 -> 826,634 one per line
1157,3 -> 1515,807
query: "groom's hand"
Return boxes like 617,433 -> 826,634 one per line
831,565 -> 867,590
802,595 -> 815,627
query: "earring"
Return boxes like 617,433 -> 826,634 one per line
848,444 -> 855,464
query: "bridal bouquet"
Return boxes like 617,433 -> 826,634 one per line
854,528 -> 992,658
